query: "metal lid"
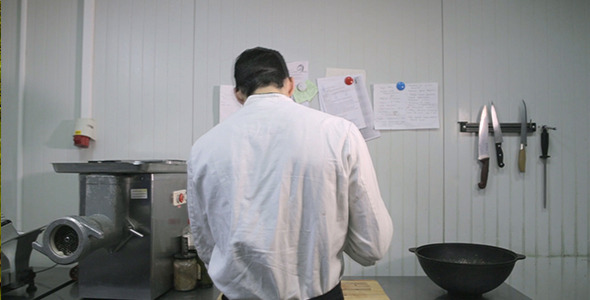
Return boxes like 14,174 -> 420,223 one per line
52,160 -> 187,174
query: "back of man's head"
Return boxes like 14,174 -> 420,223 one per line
234,47 -> 290,97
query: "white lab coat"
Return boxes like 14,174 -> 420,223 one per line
187,93 -> 393,299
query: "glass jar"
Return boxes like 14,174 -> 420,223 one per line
173,252 -> 198,291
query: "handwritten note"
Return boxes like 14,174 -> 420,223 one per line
317,75 -> 367,129
373,82 -> 439,130
318,71 -> 380,141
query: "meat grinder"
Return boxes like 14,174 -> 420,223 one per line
32,160 -> 189,299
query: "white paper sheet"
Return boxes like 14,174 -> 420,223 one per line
317,75 -> 367,129
287,61 -> 309,86
351,75 -> 380,141
219,85 -> 242,122
373,82 -> 439,130
317,71 -> 380,141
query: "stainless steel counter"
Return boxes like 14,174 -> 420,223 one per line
2,267 -> 531,300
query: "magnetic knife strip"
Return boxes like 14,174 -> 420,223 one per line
458,121 -> 537,134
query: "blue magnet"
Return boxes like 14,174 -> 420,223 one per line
396,81 -> 406,91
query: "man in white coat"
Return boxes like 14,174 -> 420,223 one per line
187,47 -> 393,300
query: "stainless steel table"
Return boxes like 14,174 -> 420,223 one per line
2,267 -> 531,300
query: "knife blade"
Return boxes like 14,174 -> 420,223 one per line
518,100 -> 527,172
478,105 -> 490,189
490,103 -> 505,168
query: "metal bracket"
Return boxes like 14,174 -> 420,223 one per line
458,121 -> 536,134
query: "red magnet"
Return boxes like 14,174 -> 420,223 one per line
344,76 -> 354,85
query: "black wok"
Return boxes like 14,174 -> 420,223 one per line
409,243 -> 525,297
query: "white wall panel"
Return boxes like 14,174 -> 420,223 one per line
20,0 -> 81,229
92,0 -> 195,160
443,0 -> 589,299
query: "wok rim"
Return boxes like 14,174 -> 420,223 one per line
409,242 -> 526,266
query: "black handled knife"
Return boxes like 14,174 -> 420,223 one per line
490,103 -> 504,168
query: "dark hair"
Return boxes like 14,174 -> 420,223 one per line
234,47 -> 290,97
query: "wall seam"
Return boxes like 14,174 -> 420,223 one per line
440,0 -> 446,243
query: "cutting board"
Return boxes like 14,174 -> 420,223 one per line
342,280 -> 389,300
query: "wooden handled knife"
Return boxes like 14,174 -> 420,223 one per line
478,105 -> 490,189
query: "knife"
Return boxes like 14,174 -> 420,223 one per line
518,100 -> 527,172
490,103 -> 505,168
478,105 -> 490,189
540,125 -> 556,208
